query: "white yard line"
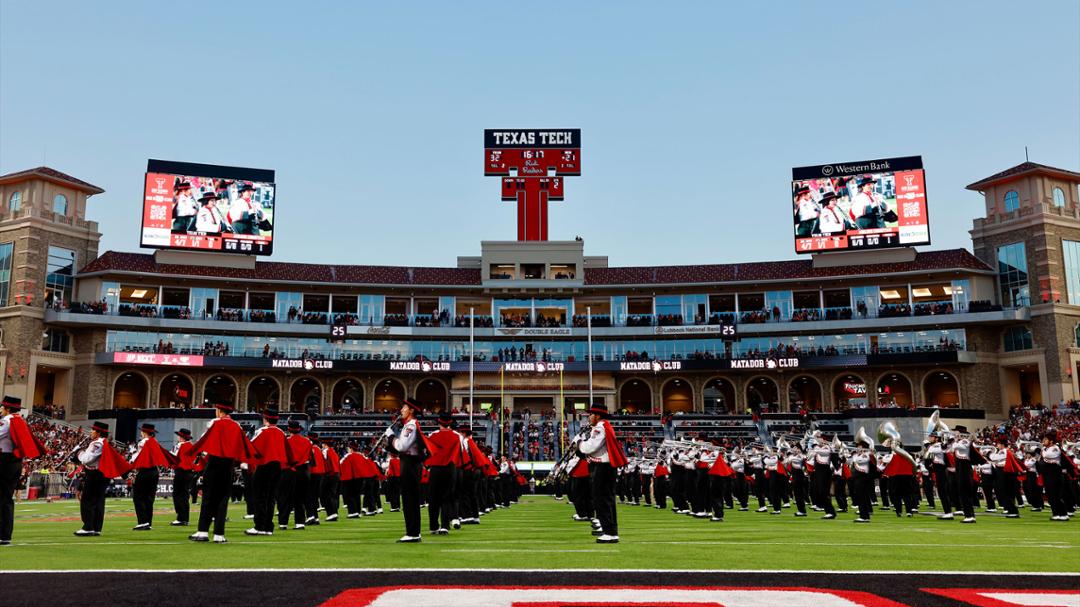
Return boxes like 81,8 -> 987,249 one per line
2,567 -> 1077,575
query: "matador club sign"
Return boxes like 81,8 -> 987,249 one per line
485,128 -> 581,241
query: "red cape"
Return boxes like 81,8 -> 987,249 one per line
708,456 -> 734,477
251,427 -> 289,466
600,420 -> 628,468
339,453 -> 365,481
1003,449 -> 1026,475
286,434 -> 313,469
425,428 -> 463,467
883,454 -> 915,476
323,447 -> 341,475
132,437 -> 178,468
191,417 -> 258,464
654,464 -> 670,477
175,442 -> 197,470
98,441 -> 133,479
309,444 -> 327,474
386,456 -> 401,477
8,415 -> 45,459
571,456 -> 590,478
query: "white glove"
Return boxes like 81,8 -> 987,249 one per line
240,463 -> 249,471
383,427 -> 395,438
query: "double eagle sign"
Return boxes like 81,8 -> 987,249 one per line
484,129 -> 580,241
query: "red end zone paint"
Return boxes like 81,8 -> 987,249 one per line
921,588 -> 1080,607
320,585 -> 911,607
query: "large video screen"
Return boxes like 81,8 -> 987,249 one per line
792,156 -> 928,254
141,159 -> 276,256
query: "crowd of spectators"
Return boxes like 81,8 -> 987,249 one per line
495,345 -> 555,362
19,414 -> 93,483
914,301 -> 954,316
573,314 -> 612,327
384,314 -> 409,327
454,315 -> 494,328
248,309 -> 276,323
215,308 -> 245,322
67,300 -> 108,315
878,303 -> 912,318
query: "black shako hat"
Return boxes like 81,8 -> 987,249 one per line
307,432 -> 320,441
402,398 -> 423,413
175,428 -> 192,439
140,423 -> 157,435
1,395 -> 22,410
213,402 -> 234,413
198,191 -> 219,203
91,421 -> 110,435
287,420 -> 303,434
437,411 -> 453,425
857,176 -> 876,188
262,408 -> 280,421
587,404 -> 610,418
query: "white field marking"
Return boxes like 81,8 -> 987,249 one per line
982,592 -> 1079,606
2,568 -> 1078,575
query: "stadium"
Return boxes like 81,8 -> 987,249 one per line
0,147 -> 1077,606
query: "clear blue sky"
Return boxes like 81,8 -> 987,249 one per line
2,1 -> 1077,268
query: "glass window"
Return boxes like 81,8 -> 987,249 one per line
45,246 -> 76,307
850,286 -> 879,318
997,242 -> 1029,307
191,287 -> 219,319
53,194 -> 68,215
765,291 -> 792,321
0,242 -> 12,306
1053,187 -> 1066,208
610,296 -> 627,326
276,291 -> 304,323
1003,326 -> 1033,352
359,294 -> 385,325
43,328 -> 70,353
951,279 -> 970,312
1064,240 -> 1080,305
7,191 -> 20,212
1004,190 -> 1020,212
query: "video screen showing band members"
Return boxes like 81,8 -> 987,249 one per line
142,172 -> 276,255
792,169 -> 929,254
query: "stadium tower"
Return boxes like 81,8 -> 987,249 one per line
968,161 -> 1080,406
0,167 -> 104,409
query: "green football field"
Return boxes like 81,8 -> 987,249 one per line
5,495 -> 1079,572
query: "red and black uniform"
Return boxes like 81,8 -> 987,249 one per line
708,452 -> 734,520
384,455 -> 401,511
250,420 -> 289,533
191,412 -> 256,537
653,461 -> 670,510
883,451 -> 918,516
305,440 -> 327,524
425,420 -> 463,532
278,429 -> 313,527
172,432 -> 196,524
570,455 -> 593,519
321,443 -> 341,519
0,401 -> 45,543
130,431 -> 177,527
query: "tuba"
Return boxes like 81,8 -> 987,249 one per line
878,420 -> 916,465
927,410 -> 951,437
854,426 -> 874,451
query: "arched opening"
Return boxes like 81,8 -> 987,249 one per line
158,373 -> 193,409
290,377 -> 322,415
787,375 -> 823,412
661,378 -> 694,413
373,378 -> 406,412
247,376 -> 281,411
415,378 -> 448,412
619,379 -> 652,414
833,374 -> 866,410
703,377 -> 736,414
112,372 -> 148,409
877,373 -> 912,408
331,378 -> 364,413
203,374 -> 237,409
745,376 -> 779,413
923,371 -> 960,407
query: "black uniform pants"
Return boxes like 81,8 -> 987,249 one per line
693,468 -> 710,514
811,468 -> 835,515
385,477 -> 400,510
932,464 -> 952,513
306,473 -> 323,521
767,472 -> 785,512
921,474 -> 936,508
321,475 -> 340,518
80,469 -> 107,532
670,467 -> 687,511
955,460 -> 975,518
852,471 -> 872,520
733,472 -> 748,508
197,456 -> 233,536
342,479 -> 361,515
709,475 -> 727,519
1024,470 -> 1044,509
589,462 -> 617,536
0,453 -> 22,541
132,467 -> 159,526
833,474 -> 848,511
172,468 -> 193,523
641,474 -> 653,505
980,470 -> 997,510
790,469 -> 808,514
888,474 -> 917,515
291,464 -> 310,525
571,475 -> 593,518
1043,464 -> 1068,517
753,468 -> 767,508
653,475 -> 668,509
995,471 -> 1019,515
252,461 -> 280,532
399,455 -> 423,537
428,464 -> 456,531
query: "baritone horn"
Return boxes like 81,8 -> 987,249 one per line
854,426 -> 874,451
928,411 -> 951,436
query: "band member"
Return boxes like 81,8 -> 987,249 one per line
170,429 -> 196,526
384,452 -> 402,512
194,191 -> 225,233
763,448 -> 785,515
991,436 -> 1023,518
1023,445 -> 1044,512
850,438 -> 875,523
305,432 -> 326,526
729,451 -> 747,511
0,396 -> 45,545
459,428 -> 486,524
853,175 -> 888,229
577,404 -> 627,544
172,180 -> 197,232
247,408 -> 288,536
784,446 -> 808,516
279,420 -> 313,530
339,442 -> 364,517
188,403 -> 256,543
426,411 -> 461,535
811,436 -> 837,519
707,446 -> 733,522
320,437 -> 341,522
75,421 -> 130,536
882,446 -> 917,517
228,183 -> 264,235
815,192 -> 850,235
948,425 -> 981,523
977,446 -> 997,512
569,447 -> 593,522
130,423 -> 177,530
793,184 -> 819,237
653,456 -> 670,510
1041,430 -> 1070,521
387,397 -> 427,542
925,432 -> 954,519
